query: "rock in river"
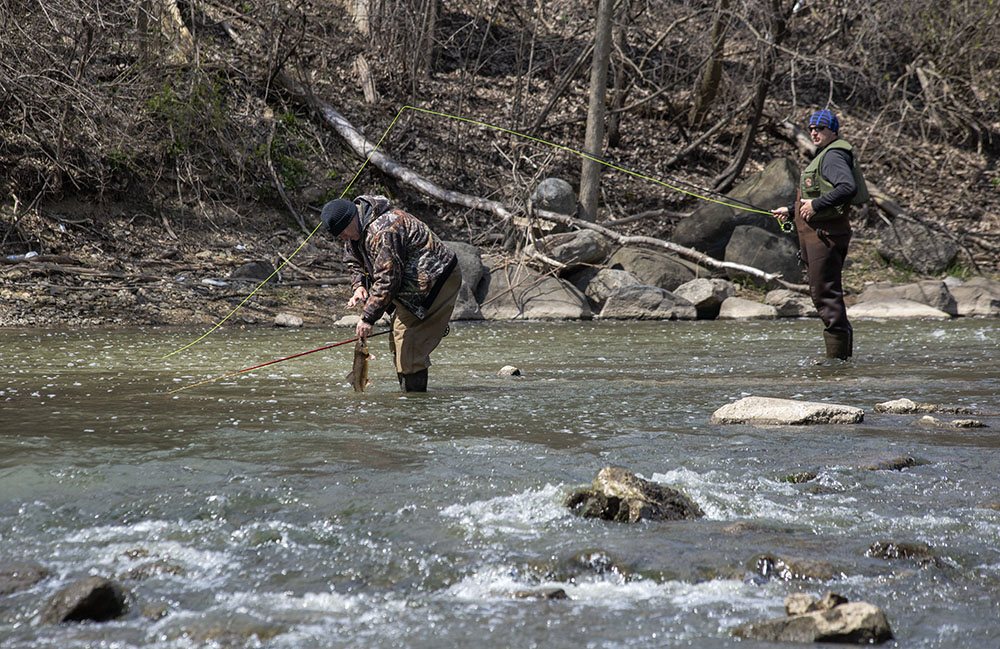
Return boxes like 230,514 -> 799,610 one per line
733,591 -> 893,644
710,396 -> 864,425
564,466 -> 703,522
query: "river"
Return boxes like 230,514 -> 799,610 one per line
1,319 -> 998,648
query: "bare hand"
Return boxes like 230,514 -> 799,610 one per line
356,319 -> 373,341
798,199 -> 815,222
771,206 -> 790,222
347,286 -> 369,309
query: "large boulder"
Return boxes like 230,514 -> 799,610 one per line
524,229 -> 614,270
445,241 -> 488,320
947,277 -> 1000,317
564,466 -> 704,522
529,177 -> 576,216
717,296 -> 778,320
855,280 -> 957,315
710,396 -> 864,425
479,261 -> 591,320
724,225 -> 803,283
876,215 -> 958,274
606,246 -> 700,291
672,278 -> 737,319
848,299 -> 952,319
39,576 -> 127,624
521,177 -> 576,234
671,158 -> 798,258
733,592 -> 893,644
598,285 -> 697,320
765,288 -> 817,317
580,268 -> 643,309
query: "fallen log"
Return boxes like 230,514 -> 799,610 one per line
281,77 -> 806,292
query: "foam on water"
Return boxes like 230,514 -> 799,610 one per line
440,483 -> 570,539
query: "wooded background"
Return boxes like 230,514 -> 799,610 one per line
2,0 -> 998,258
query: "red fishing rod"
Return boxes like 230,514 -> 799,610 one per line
167,329 -> 391,394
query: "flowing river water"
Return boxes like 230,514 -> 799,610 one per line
1,319 -> 998,648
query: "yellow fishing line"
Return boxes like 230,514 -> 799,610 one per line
163,104 -> 773,359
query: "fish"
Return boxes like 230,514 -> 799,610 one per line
345,339 -> 374,392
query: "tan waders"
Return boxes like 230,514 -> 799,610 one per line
387,266 -> 462,391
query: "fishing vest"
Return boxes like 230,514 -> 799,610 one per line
800,139 -> 869,222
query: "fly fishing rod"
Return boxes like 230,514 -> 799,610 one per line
167,329 -> 391,395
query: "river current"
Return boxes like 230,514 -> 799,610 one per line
1,319 -> 998,648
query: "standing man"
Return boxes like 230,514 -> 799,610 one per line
772,109 -> 858,361
321,195 -> 461,391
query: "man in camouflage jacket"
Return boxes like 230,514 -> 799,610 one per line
321,195 -> 461,392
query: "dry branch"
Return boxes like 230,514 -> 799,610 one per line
534,209 -> 808,292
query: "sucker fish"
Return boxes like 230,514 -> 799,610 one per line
345,339 -> 373,392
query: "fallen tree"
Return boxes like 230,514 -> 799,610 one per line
279,72 -> 807,293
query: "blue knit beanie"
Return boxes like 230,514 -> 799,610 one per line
321,199 -> 357,235
808,110 -> 839,133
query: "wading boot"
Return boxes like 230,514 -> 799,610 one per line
397,372 -> 405,391
401,369 -> 428,392
823,329 -> 853,361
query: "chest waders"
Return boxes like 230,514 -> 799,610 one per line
794,140 -> 854,360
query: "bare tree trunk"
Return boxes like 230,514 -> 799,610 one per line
713,0 -> 788,192
579,0 -> 615,222
343,0 -> 377,103
418,0 -> 438,81
142,0 -> 195,64
689,0 -> 730,127
606,23 -> 630,149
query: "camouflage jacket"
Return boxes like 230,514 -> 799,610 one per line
344,195 -> 457,324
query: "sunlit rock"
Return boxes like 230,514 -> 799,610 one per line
710,396 -> 864,425
785,591 -> 848,615
874,398 -> 976,415
580,268 -> 643,310
733,593 -> 893,644
848,298 -> 951,319
598,285 -> 697,320
497,365 -> 521,377
765,288 -> 817,317
273,312 -> 303,327
563,466 -> 703,522
480,262 -> 591,320
717,296 -> 778,320
673,278 -> 737,319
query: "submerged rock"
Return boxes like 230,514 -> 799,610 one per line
273,312 -> 303,327
564,466 -> 703,523
753,554 -> 836,582
866,540 -> 935,562
874,398 -> 975,415
0,561 -> 48,596
733,592 -> 893,644
710,396 -> 864,425
861,455 -> 926,471
38,576 -> 127,624
513,587 -> 569,600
